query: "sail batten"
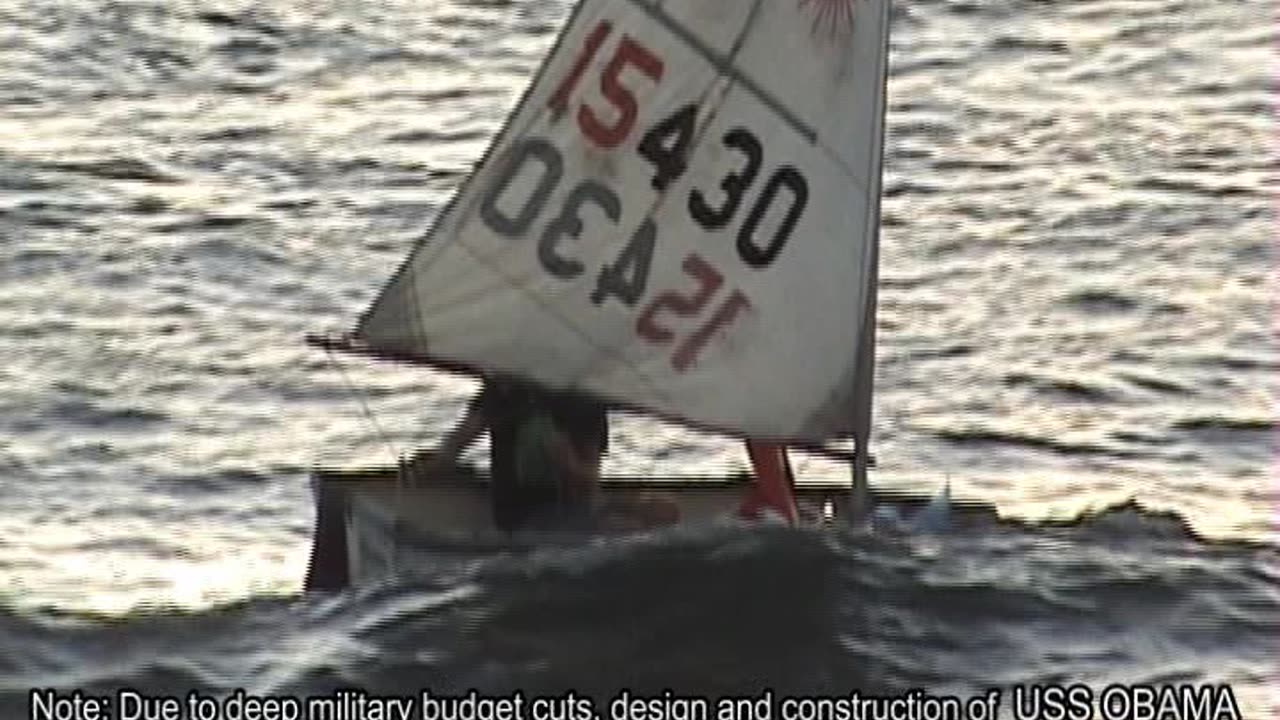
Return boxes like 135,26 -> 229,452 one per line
355,0 -> 891,442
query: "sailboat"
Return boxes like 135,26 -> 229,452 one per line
305,0 -> 894,590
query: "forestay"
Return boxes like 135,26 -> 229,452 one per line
355,0 -> 891,442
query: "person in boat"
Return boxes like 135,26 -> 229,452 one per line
423,377 -> 607,531
420,376 -> 680,532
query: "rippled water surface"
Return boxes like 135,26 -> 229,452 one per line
0,0 -> 1275,715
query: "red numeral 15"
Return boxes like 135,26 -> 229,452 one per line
637,254 -> 753,373
549,20 -> 665,149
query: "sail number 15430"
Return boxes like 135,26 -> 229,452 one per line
474,19 -> 811,372
550,19 -> 810,269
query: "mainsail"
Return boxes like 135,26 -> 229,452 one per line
353,0 -> 891,444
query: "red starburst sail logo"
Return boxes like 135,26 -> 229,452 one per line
797,0 -> 861,38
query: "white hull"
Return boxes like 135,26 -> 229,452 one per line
304,461 -> 876,590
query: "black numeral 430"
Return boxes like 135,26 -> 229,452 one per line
635,103 -> 809,269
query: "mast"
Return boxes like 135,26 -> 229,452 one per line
850,0 -> 892,511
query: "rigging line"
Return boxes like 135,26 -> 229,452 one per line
323,344 -> 402,465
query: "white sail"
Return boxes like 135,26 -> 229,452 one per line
356,0 -> 891,442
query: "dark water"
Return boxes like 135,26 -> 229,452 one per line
0,0 -> 1275,715
4,511 -> 1278,716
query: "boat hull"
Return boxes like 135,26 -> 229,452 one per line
304,459 -> 866,590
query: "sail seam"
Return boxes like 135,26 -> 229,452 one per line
564,0 -> 767,390
430,237 -> 680,407
619,0 -> 815,145
617,0 -> 871,192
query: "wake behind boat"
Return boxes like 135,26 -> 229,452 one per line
305,0 -> 901,589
